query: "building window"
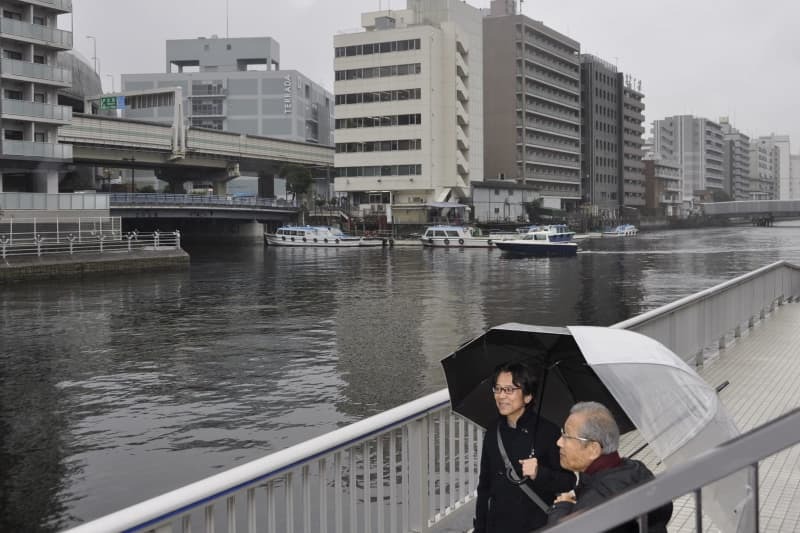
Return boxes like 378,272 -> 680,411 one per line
335,113 -> 421,129
3,11 -> 22,21
33,54 -> 46,64
34,132 -> 46,142
335,63 -> 421,81
4,130 -> 23,140
3,50 -> 22,60
34,92 -> 46,103
33,16 -> 45,26
5,89 -> 23,100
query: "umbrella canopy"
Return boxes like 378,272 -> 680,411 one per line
440,323 -> 634,433
441,323 -> 753,533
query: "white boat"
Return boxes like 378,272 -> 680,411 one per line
602,224 -> 639,237
264,225 -> 385,247
421,225 -> 496,248
518,224 -> 576,242
493,227 -> 578,257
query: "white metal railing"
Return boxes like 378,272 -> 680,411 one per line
0,58 -> 72,84
0,192 -> 108,211
64,261 -> 800,533
0,227 -> 180,259
0,216 -> 120,246
1,98 -> 72,122
64,390 -> 483,533
0,140 -> 73,159
0,18 -> 73,48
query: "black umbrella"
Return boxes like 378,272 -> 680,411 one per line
441,323 -> 634,433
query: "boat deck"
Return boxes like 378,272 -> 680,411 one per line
433,300 -> 800,532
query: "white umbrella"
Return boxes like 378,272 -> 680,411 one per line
568,326 -> 755,533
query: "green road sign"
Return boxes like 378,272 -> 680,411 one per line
100,96 -> 117,110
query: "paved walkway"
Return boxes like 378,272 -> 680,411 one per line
434,300 -> 800,533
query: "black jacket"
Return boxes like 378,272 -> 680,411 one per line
547,458 -> 673,532
474,409 -> 576,533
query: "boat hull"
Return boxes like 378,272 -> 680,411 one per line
420,237 -> 496,248
494,241 -> 578,257
264,234 -> 384,247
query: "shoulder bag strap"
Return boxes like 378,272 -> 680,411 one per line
496,425 -> 549,513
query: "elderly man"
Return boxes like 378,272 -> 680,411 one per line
548,402 -> 673,532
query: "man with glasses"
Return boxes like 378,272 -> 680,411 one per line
473,363 -> 575,533
548,402 -> 673,532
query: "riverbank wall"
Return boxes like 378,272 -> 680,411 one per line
0,248 -> 189,283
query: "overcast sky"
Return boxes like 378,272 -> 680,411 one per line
70,0 -> 799,148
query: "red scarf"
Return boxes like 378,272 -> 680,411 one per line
585,451 -> 622,475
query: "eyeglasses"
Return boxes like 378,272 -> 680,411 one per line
560,428 -> 594,444
492,385 -> 521,395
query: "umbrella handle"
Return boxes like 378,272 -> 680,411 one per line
505,467 -> 530,485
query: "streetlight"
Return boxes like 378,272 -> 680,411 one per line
86,35 -> 97,73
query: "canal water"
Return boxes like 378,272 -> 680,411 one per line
2,224 -> 800,531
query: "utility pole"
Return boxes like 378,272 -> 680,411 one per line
106,74 -> 115,92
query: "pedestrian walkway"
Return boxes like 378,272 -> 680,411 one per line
433,300 -> 800,533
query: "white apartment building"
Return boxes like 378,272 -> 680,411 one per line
0,0 -> 73,193
652,115 -> 724,208
334,0 -> 484,224
752,134 -> 792,199
748,138 -> 780,199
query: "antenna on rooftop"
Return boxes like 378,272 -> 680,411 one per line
226,0 -> 230,39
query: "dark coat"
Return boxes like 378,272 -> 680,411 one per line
474,408 -> 576,533
547,458 -> 673,533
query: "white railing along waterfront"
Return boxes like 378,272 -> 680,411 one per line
64,261 -> 800,533
0,227 -> 181,260
109,193 -> 297,210
0,216 -> 120,246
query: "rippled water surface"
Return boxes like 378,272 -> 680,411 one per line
2,224 -> 800,530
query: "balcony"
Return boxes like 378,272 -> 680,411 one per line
456,152 -> 469,176
456,101 -> 469,126
522,68 -> 579,94
518,135 -> 580,154
1,140 -> 72,160
1,99 -> 72,124
520,51 -> 579,80
0,58 -> 71,86
456,127 -> 469,151
524,102 -> 580,125
456,54 -> 468,79
0,18 -> 72,50
455,77 -> 468,103
523,119 -> 579,138
27,0 -> 72,13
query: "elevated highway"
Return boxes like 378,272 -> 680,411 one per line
108,193 -> 296,222
701,199 -> 800,218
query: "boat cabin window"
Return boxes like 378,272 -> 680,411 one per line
446,230 -> 459,237
434,230 -> 447,237
535,233 -> 547,240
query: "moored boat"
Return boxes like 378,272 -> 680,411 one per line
421,225 -> 495,248
264,225 -> 385,247
602,224 -> 639,237
494,227 -> 578,256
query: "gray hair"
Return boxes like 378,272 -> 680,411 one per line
570,401 -> 620,453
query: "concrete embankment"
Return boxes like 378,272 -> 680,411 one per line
0,248 -> 189,283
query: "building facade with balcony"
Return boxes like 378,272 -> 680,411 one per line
0,0 -> 74,193
334,0 -> 484,223
719,117 -> 751,201
652,115 -> 725,207
643,154 -> 681,216
750,134 -> 792,200
748,137 -> 780,199
121,37 -> 332,145
471,177 -> 538,223
483,0 -> 580,211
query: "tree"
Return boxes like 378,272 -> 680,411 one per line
279,164 -> 313,203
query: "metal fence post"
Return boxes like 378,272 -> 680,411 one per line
35,234 -> 44,257
154,230 -> 160,248
127,233 -> 133,252
67,234 -> 75,255
0,235 -> 8,259
407,417 -> 430,533
174,229 -> 181,250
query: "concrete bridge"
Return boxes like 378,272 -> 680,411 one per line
109,193 -> 296,222
701,200 -> 800,219
58,113 -> 333,193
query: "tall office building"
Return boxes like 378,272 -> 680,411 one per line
483,0 -> 580,211
748,138 -> 780,199
334,0 -> 484,223
0,0 -> 73,193
719,118 -> 751,201
579,55 -> 645,215
121,37 -> 333,145
652,115 -> 724,206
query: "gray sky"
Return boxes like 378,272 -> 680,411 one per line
70,0 -> 799,148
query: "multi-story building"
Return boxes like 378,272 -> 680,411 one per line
579,55 -> 646,215
719,118 -> 750,201
792,153 -> 800,200
471,178 -> 539,223
121,37 -> 333,145
334,0 -> 484,223
0,0 -> 74,193
643,154 -> 681,216
652,115 -> 725,207
751,134 -> 792,199
749,138 -> 780,199
483,0 -> 580,211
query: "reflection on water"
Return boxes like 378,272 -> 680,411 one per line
1,225 -> 799,530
